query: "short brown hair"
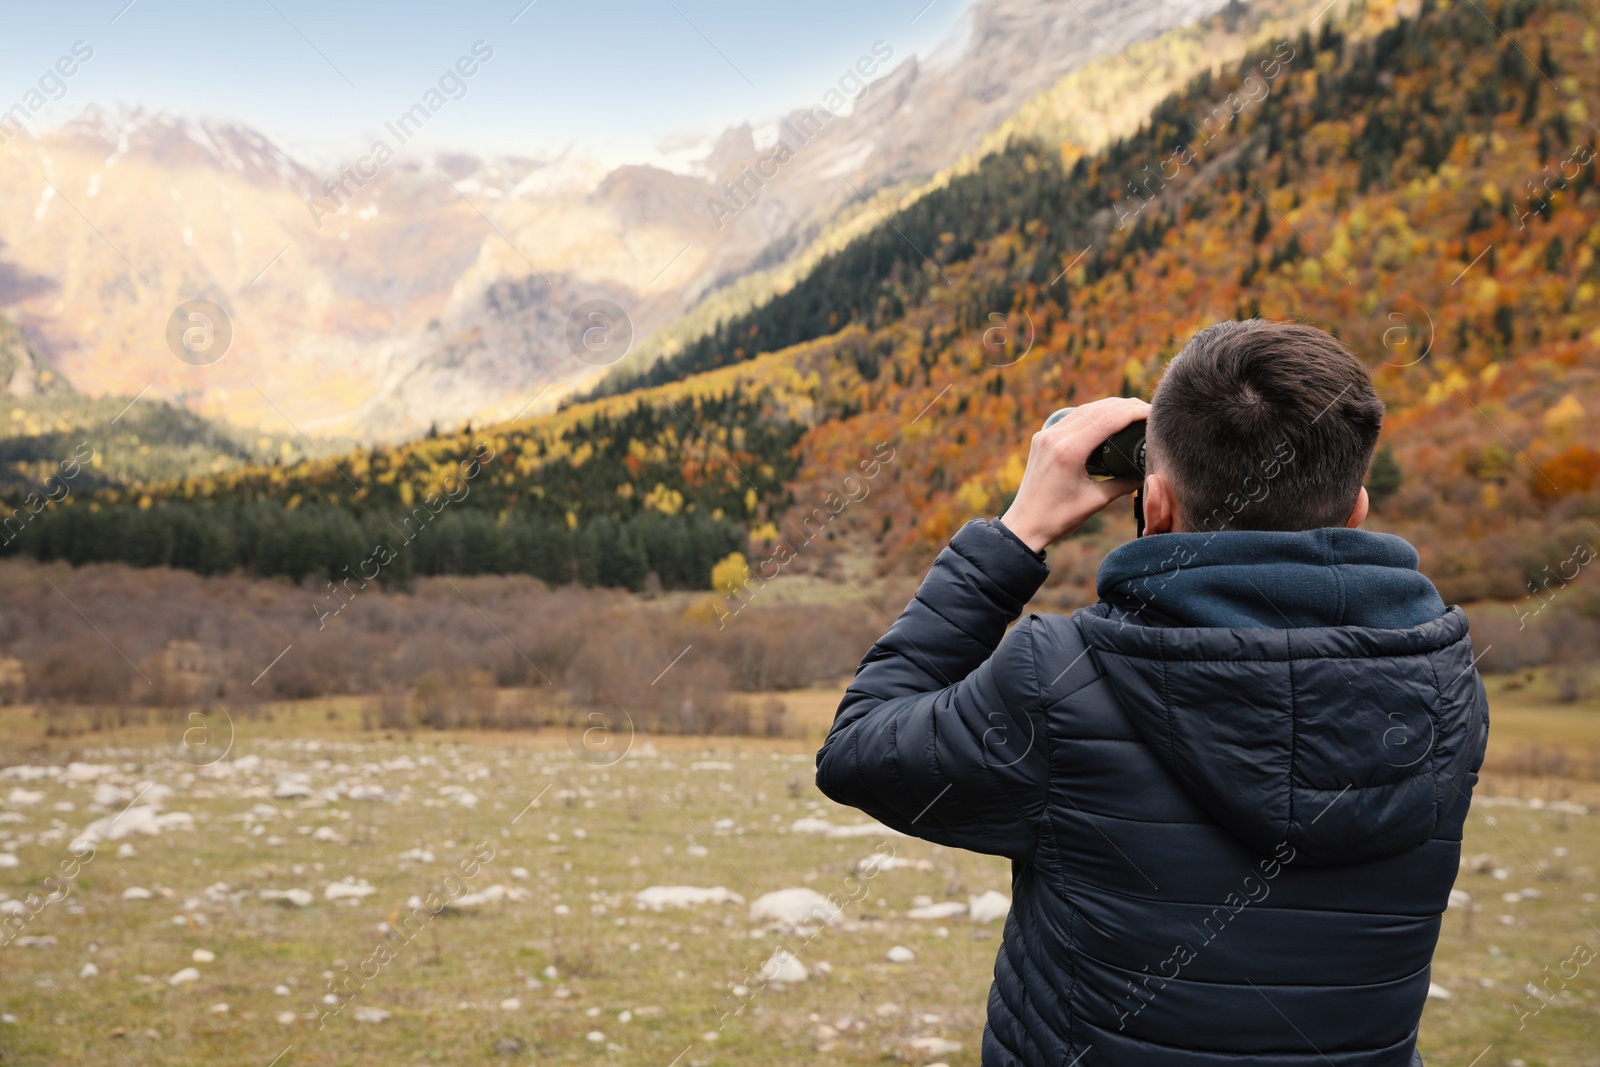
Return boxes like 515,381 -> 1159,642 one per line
1147,319 -> 1384,531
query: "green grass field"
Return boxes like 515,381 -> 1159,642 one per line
0,683 -> 1596,1067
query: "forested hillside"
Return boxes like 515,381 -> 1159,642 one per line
9,0 -> 1600,605
0,313 -> 305,497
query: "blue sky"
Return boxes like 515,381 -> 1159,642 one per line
2,0 -> 974,164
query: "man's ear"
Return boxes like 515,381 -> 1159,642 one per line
1345,486 -> 1370,529
1141,473 -> 1179,535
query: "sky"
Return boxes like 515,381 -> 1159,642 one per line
1,0 -> 975,166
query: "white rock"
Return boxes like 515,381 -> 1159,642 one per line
690,761 -> 733,771
324,879 -> 376,901
1447,889 -> 1472,909
398,848 -> 435,864
274,984 -> 291,996
968,890 -> 1012,924
116,844 -> 136,859
352,1005 -> 390,1023
1426,982 -> 1452,1000
169,967 -> 201,985
260,888 -> 314,907
886,946 -> 916,963
207,1002 -> 229,1014
311,826 -> 342,842
91,783 -> 133,807
511,867 -> 530,880
749,888 -> 843,929
0,854 -> 18,868
273,776 -> 313,799
5,788 -> 44,806
71,806 -> 194,850
453,884 -> 532,908
192,949 -> 215,963
122,887 -> 154,901
826,820 -> 907,839
790,817 -> 834,834
586,1031 -> 606,1043
907,901 -> 967,921
79,962 -> 99,978
499,997 -> 521,1011
759,949 -> 808,983
910,1036 -> 963,1056
634,886 -> 745,911
276,1011 -> 296,1024
856,853 -> 931,874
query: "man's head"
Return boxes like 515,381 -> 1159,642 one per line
1143,319 -> 1385,534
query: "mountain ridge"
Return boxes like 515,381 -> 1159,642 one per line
0,0 -> 1254,443
17,0 -> 1598,610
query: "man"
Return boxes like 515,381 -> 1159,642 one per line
816,320 -> 1488,1067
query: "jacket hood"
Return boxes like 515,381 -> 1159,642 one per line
1076,529 -> 1489,866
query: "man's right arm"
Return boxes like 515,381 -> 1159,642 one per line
815,519 -> 1052,860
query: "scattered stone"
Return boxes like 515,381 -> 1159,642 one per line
749,888 -> 842,929
759,949 -> 808,983
259,888 -> 314,908
324,879 -> 377,902
968,890 -> 1011,924
911,1036 -> 963,1057
634,886 -> 744,911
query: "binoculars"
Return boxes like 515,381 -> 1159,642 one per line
1044,407 -> 1147,479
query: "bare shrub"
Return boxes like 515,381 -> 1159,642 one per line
0,558 -> 882,738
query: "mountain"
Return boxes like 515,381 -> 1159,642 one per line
0,313 -> 304,498
0,0 -> 1246,443
22,0 -> 1599,609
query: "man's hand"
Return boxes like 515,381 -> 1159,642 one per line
999,397 -> 1149,553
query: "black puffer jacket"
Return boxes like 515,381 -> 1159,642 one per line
817,519 -> 1488,1067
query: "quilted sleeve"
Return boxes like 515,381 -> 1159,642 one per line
815,519 -> 1053,860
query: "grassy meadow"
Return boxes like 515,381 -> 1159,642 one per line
0,674 -> 1595,1067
